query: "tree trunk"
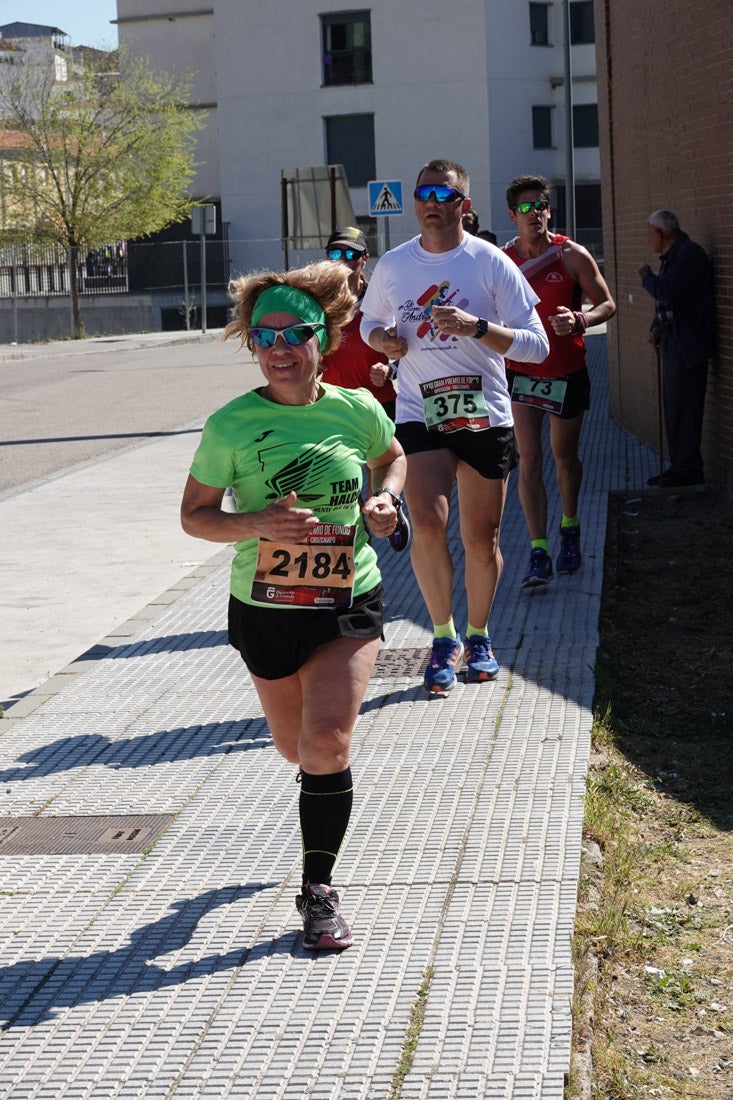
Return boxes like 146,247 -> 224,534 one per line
68,244 -> 86,338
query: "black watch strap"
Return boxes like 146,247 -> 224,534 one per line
474,317 -> 489,339
374,487 -> 402,507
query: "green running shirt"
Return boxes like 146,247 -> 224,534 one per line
190,383 -> 395,606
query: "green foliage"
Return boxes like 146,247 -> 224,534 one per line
0,48 -> 204,249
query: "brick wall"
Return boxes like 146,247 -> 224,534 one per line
595,0 -> 732,487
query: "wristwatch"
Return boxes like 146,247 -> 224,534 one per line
474,317 -> 488,339
374,487 -> 402,507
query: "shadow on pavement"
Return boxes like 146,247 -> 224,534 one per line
0,884 -> 290,1030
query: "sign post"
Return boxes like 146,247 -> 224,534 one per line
368,180 -> 403,253
191,204 -> 217,333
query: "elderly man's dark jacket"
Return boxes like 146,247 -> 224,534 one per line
642,232 -> 715,370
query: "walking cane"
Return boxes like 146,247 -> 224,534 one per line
654,342 -> 664,481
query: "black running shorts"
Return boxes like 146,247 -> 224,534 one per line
395,422 -> 518,480
228,584 -> 384,680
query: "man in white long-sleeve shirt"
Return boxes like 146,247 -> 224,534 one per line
361,158 -> 548,693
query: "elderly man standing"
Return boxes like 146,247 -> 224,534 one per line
360,158 -> 548,693
638,210 -> 715,487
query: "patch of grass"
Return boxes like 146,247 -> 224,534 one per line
569,489 -> 733,1100
387,966 -> 435,1099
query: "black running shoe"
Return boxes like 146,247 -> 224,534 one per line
522,547 -> 553,588
295,884 -> 353,950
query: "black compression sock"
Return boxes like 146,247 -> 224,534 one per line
298,766 -> 353,886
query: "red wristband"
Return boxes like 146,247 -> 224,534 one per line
573,310 -> 588,334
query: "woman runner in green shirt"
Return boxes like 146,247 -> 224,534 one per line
181,261 -> 406,949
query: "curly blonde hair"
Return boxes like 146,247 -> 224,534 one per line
224,260 -> 356,356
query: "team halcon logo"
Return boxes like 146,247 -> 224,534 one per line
258,441 -> 342,502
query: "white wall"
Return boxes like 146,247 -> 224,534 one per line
210,0 -> 494,272
116,4 -> 220,198
117,0 -> 599,271
486,3 -> 599,242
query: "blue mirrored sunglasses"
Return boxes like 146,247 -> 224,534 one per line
414,184 -> 466,204
327,247 -> 364,261
249,323 -> 326,348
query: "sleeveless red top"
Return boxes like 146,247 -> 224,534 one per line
504,234 -> 585,378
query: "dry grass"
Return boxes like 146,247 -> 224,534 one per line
569,487 -> 733,1100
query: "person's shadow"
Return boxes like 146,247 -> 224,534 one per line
0,718 -> 271,784
0,883 -> 294,1030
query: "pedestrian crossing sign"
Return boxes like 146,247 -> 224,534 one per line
368,180 -> 403,217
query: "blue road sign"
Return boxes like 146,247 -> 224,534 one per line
368,180 -> 403,217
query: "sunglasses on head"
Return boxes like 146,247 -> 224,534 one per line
327,247 -> 364,261
249,323 -> 326,349
414,184 -> 466,204
514,199 -> 550,214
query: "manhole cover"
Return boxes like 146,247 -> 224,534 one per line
373,646 -> 431,677
0,815 -> 175,855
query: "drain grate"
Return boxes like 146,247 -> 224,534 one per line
373,646 -> 431,678
0,815 -> 175,856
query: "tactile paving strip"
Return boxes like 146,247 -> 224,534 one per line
0,336 -> 662,1098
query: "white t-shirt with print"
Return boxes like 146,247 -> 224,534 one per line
360,234 -> 547,427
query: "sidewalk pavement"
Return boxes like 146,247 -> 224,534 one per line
0,327 -> 248,707
0,328 -> 222,363
0,335 -> 658,1099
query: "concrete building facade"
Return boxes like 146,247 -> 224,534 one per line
115,1 -> 603,275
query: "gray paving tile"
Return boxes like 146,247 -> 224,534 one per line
0,336 -> 661,1097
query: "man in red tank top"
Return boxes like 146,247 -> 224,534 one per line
503,175 -> 616,587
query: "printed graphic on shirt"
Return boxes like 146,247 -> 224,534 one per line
258,440 -> 362,511
397,281 -> 468,344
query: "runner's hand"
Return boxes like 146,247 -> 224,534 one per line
369,363 -> 390,388
380,328 -> 408,359
548,305 -> 576,336
256,491 -> 320,541
430,305 -> 479,337
362,493 -> 397,538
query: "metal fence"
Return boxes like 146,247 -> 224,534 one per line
0,230 -> 605,304
0,241 -> 123,297
0,237 -> 230,300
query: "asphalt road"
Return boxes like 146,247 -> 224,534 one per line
0,331 -> 262,708
0,332 -> 261,498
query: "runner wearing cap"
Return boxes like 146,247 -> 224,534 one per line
323,227 -> 410,552
322,227 -> 396,416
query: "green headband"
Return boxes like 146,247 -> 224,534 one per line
251,285 -> 328,350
